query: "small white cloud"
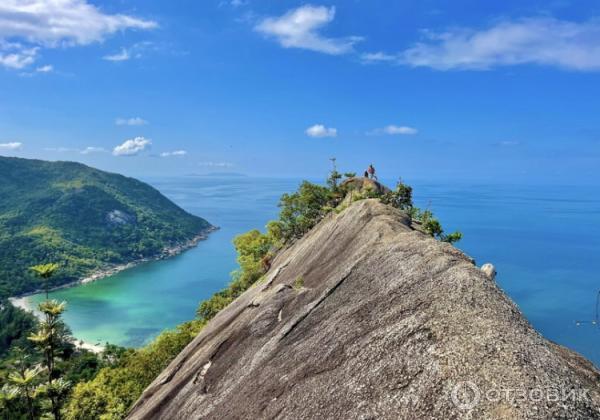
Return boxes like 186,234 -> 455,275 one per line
115,117 -> 148,126
81,146 -> 106,154
36,64 -> 53,73
103,49 -> 130,62
361,52 -> 398,63
305,124 -> 337,138
103,42 -> 155,62
0,47 -> 39,69
113,137 -> 151,156
400,17 -> 600,71
0,142 -> 23,150
368,125 -> 418,136
160,150 -> 187,157
198,161 -> 234,168
255,5 -> 362,55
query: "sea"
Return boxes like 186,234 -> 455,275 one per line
27,176 -> 600,366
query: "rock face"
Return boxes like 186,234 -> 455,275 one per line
128,199 -> 600,419
106,209 -> 137,226
340,176 -> 391,195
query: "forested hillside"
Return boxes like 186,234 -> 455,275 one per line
0,157 -> 212,299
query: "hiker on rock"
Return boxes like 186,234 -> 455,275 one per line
367,164 -> 377,180
364,170 -> 369,178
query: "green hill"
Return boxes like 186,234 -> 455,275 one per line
0,157 -> 212,299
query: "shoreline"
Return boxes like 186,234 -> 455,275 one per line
8,226 -> 218,353
9,295 -> 106,353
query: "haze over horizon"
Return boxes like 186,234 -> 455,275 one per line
1,0 -> 600,184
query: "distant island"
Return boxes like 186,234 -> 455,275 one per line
0,157 -> 214,300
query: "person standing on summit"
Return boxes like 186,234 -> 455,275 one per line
367,164 -> 377,180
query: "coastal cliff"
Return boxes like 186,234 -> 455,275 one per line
128,199 -> 600,419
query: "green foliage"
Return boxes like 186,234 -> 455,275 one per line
30,264 -> 60,280
64,320 -> 204,420
441,231 -> 463,244
0,302 -> 37,357
278,181 -> 333,242
0,283 -> 86,420
197,227 -> 278,321
326,170 -> 342,192
343,172 -> 356,178
0,156 -> 211,300
376,181 -> 462,244
27,297 -> 73,419
293,276 -> 304,290
409,208 -> 463,244
381,182 -> 413,210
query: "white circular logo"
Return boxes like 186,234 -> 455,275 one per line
451,381 -> 481,411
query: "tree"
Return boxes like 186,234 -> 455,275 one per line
381,182 -> 413,210
278,181 -> 333,242
65,320 -> 204,420
28,299 -> 71,420
415,209 -> 462,244
7,353 -> 43,420
30,263 -> 60,300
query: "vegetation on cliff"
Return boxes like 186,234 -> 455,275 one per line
0,157 -> 211,300
2,168 -> 462,419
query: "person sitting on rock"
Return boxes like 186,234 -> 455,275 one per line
364,170 -> 369,178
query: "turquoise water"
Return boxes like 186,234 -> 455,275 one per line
30,177 -> 300,348
30,178 -> 600,366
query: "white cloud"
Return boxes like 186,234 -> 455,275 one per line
401,17 -> 600,71
369,125 -> 418,136
255,5 -> 361,55
0,142 -> 22,150
103,42 -> 154,62
0,45 -> 38,69
80,146 -> 106,154
160,150 -> 187,157
198,161 -> 234,168
361,51 -> 397,63
0,0 -> 157,69
115,117 -> 148,126
113,137 -> 151,156
305,124 -> 337,138
36,64 -> 53,72
103,48 -> 130,62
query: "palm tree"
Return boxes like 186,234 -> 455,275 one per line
30,263 -> 60,299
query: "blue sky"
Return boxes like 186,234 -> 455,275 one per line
1,0 -> 600,183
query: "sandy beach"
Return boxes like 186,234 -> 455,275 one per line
9,295 -> 105,353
